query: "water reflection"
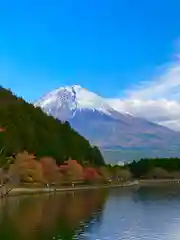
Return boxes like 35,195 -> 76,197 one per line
0,190 -> 107,240
1,187 -> 180,239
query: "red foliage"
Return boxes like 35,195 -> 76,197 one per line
83,168 -> 100,181
59,159 -> 82,172
0,127 -> 5,132
59,159 -> 84,181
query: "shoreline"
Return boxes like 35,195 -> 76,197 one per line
139,179 -> 180,186
3,179 -> 180,197
5,180 -> 140,197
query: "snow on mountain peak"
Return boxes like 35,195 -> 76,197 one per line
35,84 -> 116,117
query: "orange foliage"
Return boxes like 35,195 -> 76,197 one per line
7,152 -> 103,185
40,157 -> 62,184
13,151 -> 44,182
68,159 -> 84,182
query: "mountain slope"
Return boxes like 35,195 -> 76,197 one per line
35,85 -> 180,162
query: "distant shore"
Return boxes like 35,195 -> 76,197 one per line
139,179 -> 180,186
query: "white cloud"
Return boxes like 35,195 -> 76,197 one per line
108,59 -> 180,131
127,61 -> 180,100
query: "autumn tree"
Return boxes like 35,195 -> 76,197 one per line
66,159 -> 84,182
40,157 -> 62,184
12,151 -> 44,183
83,167 -> 101,183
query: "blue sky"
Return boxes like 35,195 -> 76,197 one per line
1,0 -> 180,101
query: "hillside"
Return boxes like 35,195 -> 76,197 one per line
0,87 -> 105,166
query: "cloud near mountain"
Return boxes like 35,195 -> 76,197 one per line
107,59 -> 180,131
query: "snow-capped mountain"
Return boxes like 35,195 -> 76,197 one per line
35,85 -> 180,163
35,85 -> 122,117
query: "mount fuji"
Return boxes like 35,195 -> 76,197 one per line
35,85 -> 180,163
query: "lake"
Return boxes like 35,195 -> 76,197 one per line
0,186 -> 180,239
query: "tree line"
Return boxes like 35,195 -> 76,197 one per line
126,157 -> 180,178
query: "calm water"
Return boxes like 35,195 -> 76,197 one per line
0,186 -> 180,239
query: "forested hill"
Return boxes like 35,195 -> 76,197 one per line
0,87 -> 105,166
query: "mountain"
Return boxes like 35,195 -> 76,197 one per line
35,85 -> 180,163
0,87 -> 105,166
